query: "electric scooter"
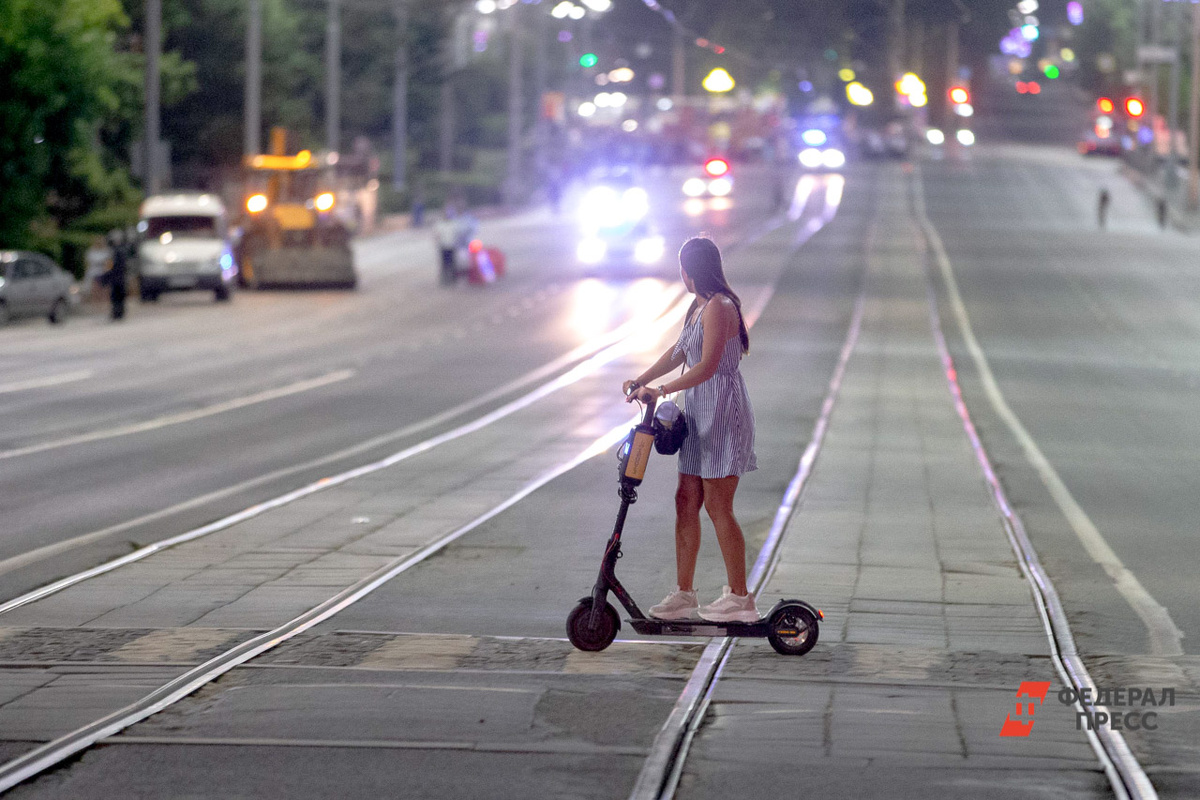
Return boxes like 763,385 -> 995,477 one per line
566,393 -> 823,655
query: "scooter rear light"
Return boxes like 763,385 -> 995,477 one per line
817,609 -> 824,619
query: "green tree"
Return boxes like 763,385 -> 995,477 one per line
0,0 -> 141,263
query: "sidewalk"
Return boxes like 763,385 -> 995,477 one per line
676,169 -> 1110,799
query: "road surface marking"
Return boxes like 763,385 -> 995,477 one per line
911,165 -> 1184,658
0,370 -> 93,395
0,370 -> 356,462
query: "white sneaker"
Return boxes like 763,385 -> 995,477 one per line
649,586 -> 699,620
699,586 -> 759,623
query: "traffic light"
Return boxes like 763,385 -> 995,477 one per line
1097,97 -> 1115,114
1124,97 -> 1145,117
948,86 -> 969,105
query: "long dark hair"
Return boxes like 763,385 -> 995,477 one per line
679,236 -> 749,354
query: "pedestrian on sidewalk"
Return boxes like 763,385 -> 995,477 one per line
101,229 -> 129,320
623,236 -> 759,624
1098,188 -> 1111,229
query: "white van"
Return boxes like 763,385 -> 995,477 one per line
137,193 -> 237,302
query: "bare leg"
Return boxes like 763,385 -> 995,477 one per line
674,474 -> 704,591
702,475 -> 748,596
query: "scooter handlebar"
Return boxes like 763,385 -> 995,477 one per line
625,382 -> 658,424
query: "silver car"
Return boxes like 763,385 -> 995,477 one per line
0,251 -> 79,325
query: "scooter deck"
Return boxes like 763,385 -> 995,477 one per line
628,618 -> 773,637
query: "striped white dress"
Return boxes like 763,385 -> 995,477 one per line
671,306 -> 757,479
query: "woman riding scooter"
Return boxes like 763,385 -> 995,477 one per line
623,236 -> 758,623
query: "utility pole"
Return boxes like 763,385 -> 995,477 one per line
144,0 -> 162,193
533,6 -> 548,180
244,0 -> 262,156
439,9 -> 461,175
1189,0 -> 1200,210
326,0 -> 341,153
504,6 -> 523,207
393,0 -> 409,192
1167,0 -> 1183,189
672,31 -> 685,101
887,0 -> 905,86
944,18 -> 959,131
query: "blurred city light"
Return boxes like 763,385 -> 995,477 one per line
846,82 -> 874,106
1044,64 -> 1059,80
801,129 -> 828,146
1067,2 -> 1083,26
702,68 -> 735,93
608,68 -> 634,83
1021,24 -> 1039,41
798,148 -> 823,168
476,0 -> 497,12
948,87 -> 969,105
926,129 -> 946,145
634,236 -> 665,264
821,149 -> 846,169
581,0 -> 612,11
708,178 -> 732,196
577,101 -> 596,117
1125,97 -> 1145,117
621,119 -> 638,132
579,52 -> 598,67
552,1 -> 572,18
1017,0 -> 1038,13
954,104 -> 973,117
838,68 -> 855,82
682,178 -> 706,197
314,192 -> 335,212
246,194 -> 268,213
1061,48 -> 1075,62
956,130 -> 975,146
1098,97 -> 1114,114
576,238 -> 606,264
656,98 -> 673,111
704,158 -> 730,177
569,6 -> 585,19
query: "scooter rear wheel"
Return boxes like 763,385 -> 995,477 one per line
567,597 -> 620,652
767,603 -> 819,656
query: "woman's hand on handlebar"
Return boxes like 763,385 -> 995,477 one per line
622,379 -> 640,398
628,385 -> 661,404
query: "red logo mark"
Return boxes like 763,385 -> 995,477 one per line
1000,681 -> 1053,737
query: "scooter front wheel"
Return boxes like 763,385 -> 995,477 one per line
767,603 -> 819,656
567,597 -> 620,652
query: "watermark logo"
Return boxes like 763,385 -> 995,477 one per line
1000,681 -> 1052,737
1000,684 -> 1176,737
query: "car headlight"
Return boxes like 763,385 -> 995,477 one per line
821,149 -> 846,169
708,178 -> 732,197
682,178 -> 707,197
577,238 -> 606,264
579,186 -> 622,229
798,148 -> 824,168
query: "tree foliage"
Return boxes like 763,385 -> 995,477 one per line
0,0 -> 141,257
